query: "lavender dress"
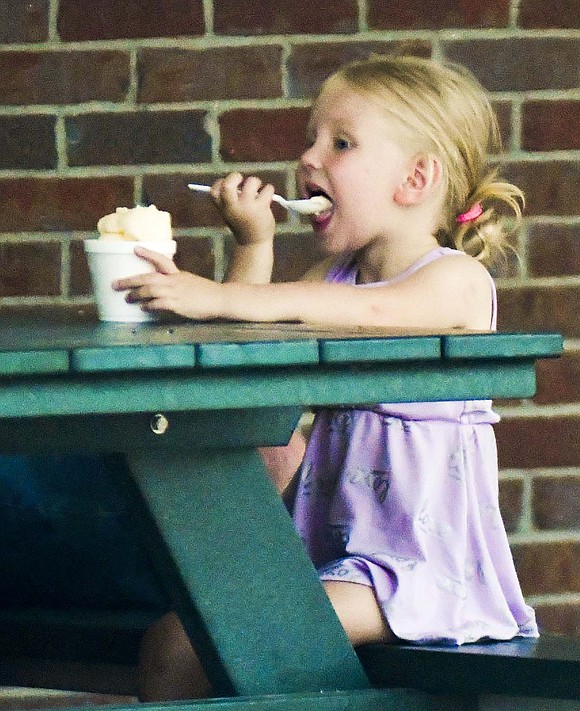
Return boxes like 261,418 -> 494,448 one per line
291,247 -> 538,645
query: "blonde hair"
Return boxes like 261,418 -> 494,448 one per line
327,55 -> 523,267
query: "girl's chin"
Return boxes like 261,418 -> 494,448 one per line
316,232 -> 348,255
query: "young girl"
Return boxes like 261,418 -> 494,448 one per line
115,55 -> 537,701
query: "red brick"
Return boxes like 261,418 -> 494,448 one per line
443,38 -> 580,91
369,0 -> 510,29
534,350 -> 580,405
519,0 -> 580,29
532,476 -> 580,531
58,0 -> 204,41
138,47 -> 283,102
498,285 -> 579,338
272,231 -> 327,282
511,540 -> 579,596
288,41 -> 432,98
495,416 -> 580,469
143,172 -> 288,229
0,52 -> 130,105
0,242 -> 61,297
0,0 -> 48,43
213,0 -> 358,35
0,116 -> 56,170
173,236 -> 217,279
69,239 -> 92,297
498,479 -> 524,533
224,230 -> 324,282
527,224 -> 580,278
66,111 -> 211,167
0,178 -> 133,232
534,603 -> 580,637
491,101 -> 512,155
220,108 -> 310,162
502,161 -> 579,217
523,101 -> 580,151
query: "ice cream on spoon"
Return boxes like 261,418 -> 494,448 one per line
188,183 -> 332,216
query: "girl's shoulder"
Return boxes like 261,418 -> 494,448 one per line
409,251 -> 495,330
419,249 -> 494,288
382,247 -> 492,292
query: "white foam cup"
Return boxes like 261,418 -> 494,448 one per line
84,239 -> 177,322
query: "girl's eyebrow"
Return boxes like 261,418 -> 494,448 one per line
307,116 -> 355,136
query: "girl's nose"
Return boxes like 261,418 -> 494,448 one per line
299,143 -> 321,170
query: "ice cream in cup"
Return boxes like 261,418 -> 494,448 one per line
84,205 -> 177,322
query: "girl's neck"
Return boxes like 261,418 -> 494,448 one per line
356,232 -> 440,284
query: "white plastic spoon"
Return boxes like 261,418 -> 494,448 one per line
188,183 -> 332,216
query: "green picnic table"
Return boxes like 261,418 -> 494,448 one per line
0,312 -> 565,710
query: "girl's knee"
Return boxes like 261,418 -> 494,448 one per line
139,612 -> 211,701
141,612 -> 192,663
323,580 -> 394,646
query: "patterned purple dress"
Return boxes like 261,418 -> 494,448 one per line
291,247 -> 538,645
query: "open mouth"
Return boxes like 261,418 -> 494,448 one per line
305,186 -> 334,221
306,185 -> 331,201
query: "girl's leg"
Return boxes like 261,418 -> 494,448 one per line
323,580 -> 394,646
258,425 -> 308,493
138,582 -> 392,701
138,612 -> 211,702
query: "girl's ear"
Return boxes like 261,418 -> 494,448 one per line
394,154 -> 442,206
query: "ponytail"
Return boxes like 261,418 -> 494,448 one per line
448,170 -> 524,267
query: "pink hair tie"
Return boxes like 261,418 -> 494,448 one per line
456,202 -> 483,223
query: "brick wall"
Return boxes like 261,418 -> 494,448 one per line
0,0 -> 578,635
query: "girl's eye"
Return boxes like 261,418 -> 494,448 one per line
334,137 -> 351,151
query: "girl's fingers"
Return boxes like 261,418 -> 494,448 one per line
133,246 -> 179,274
219,172 -> 273,204
222,172 -> 244,200
257,182 -> 275,203
108,248 -> 176,291
241,175 -> 262,197
112,274 -> 151,290
210,178 -> 225,201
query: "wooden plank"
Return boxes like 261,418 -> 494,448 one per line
71,345 -> 196,372
0,360 -> 539,419
0,408 -> 302,453
0,350 -> 69,375
120,449 -> 370,697
0,317 -> 410,354
443,332 -> 563,359
131,689 -> 441,710
197,340 -> 318,368
319,336 -> 440,363
357,635 -> 580,700
0,683 -> 442,711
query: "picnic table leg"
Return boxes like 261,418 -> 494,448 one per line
112,447 -> 370,697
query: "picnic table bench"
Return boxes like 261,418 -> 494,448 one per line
0,311 -> 576,710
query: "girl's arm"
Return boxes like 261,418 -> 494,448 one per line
115,250 -> 494,331
208,173 -> 276,285
226,241 -> 274,284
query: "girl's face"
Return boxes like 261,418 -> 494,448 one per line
297,78 -> 414,255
